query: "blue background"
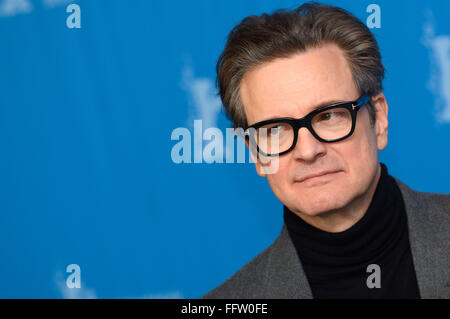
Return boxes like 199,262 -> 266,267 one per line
0,0 -> 449,298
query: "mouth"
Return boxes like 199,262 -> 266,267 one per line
295,170 -> 342,183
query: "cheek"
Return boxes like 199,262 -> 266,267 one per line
266,158 -> 291,197
336,124 -> 379,187
265,119 -> 379,213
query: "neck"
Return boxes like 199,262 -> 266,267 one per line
294,163 -> 381,233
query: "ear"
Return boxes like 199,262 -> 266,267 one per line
244,137 -> 268,177
371,93 -> 389,151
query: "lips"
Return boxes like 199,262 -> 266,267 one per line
296,170 -> 341,183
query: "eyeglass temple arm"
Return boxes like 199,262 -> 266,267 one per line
353,94 -> 370,110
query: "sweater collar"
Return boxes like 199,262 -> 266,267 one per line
283,162 -> 406,264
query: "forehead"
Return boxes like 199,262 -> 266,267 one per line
240,43 -> 359,125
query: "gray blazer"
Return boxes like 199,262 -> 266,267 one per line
202,178 -> 450,299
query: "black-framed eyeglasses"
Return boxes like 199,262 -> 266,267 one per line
244,94 -> 371,157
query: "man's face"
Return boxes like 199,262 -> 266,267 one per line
240,43 -> 389,217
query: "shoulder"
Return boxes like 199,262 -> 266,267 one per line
394,177 -> 450,212
394,177 -> 450,232
393,176 -> 450,298
201,234 -> 278,299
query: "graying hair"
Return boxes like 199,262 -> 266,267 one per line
216,2 -> 384,129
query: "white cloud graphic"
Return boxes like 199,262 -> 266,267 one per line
0,0 -> 32,17
0,0 -> 73,18
181,64 -> 222,130
55,268 -> 183,299
181,63 -> 224,162
54,270 -> 97,299
423,11 -> 450,123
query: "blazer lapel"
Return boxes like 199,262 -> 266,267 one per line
263,225 -> 313,298
395,178 -> 450,298
262,178 -> 449,299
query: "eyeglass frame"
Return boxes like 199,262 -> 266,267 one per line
244,94 -> 371,157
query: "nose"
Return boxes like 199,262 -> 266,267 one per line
291,127 -> 327,162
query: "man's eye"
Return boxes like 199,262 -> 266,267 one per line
318,111 -> 346,121
319,112 -> 335,121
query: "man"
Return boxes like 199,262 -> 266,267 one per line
202,2 -> 450,299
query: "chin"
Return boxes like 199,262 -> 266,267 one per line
288,186 -> 352,216
293,200 -> 345,217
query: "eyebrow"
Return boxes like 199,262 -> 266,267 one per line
261,99 -> 348,122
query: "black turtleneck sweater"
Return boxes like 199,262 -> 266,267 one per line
284,163 -> 421,298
